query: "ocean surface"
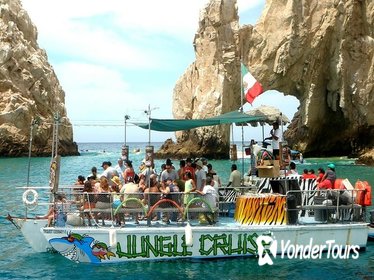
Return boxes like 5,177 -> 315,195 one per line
0,142 -> 373,279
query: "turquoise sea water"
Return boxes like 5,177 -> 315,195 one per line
0,142 -> 373,279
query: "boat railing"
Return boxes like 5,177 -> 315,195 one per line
17,184 -> 366,226
79,190 -> 219,221
285,188 -> 366,224
17,183 -> 253,218
17,186 -> 222,226
16,185 -> 91,218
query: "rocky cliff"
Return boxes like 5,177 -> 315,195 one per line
158,0 -> 374,163
242,0 -> 374,160
0,0 -> 78,156
156,0 -> 241,159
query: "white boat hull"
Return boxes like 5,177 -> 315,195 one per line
369,225 -> 374,239
42,219 -> 368,264
13,218 -> 51,252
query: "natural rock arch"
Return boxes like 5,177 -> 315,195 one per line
158,0 -> 374,163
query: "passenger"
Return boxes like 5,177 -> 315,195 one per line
160,159 -> 179,182
301,169 -> 309,179
265,122 -> 283,159
39,193 -> 67,227
139,160 -> 146,173
175,160 -> 186,192
177,160 -> 186,179
111,176 -> 122,209
100,161 -> 115,186
201,158 -> 209,174
207,163 -> 221,192
138,173 -> 147,192
168,179 -> 180,221
143,174 -> 160,221
81,181 -> 96,226
87,166 -> 98,181
159,163 -> 166,178
299,153 -> 304,163
87,175 -> 98,193
120,179 -> 142,225
227,164 -> 241,190
316,168 -> 325,183
308,169 -> 317,179
318,163 -> 336,189
123,160 -> 135,183
183,171 -> 196,206
286,162 -> 299,176
140,160 -> 154,188
196,176 -> 218,224
161,178 -> 180,222
257,146 -> 274,165
73,175 -> 85,205
183,158 -> 195,181
159,179 -> 172,224
75,175 -> 85,186
196,176 -> 218,208
114,158 -> 125,183
54,193 -> 68,227
94,177 -> 112,225
281,143 -> 291,168
194,160 -> 206,191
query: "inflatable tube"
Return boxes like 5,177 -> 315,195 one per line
183,197 -> 214,220
22,189 -> 38,208
114,198 -> 147,216
146,198 -> 184,219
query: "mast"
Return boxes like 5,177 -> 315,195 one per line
26,118 -> 39,189
50,113 -> 61,196
122,115 -> 130,160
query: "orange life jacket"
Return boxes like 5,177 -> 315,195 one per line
333,178 -> 344,190
364,181 -> 372,206
354,180 -> 372,206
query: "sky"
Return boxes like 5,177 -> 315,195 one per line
21,0 -> 299,144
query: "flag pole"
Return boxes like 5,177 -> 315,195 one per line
240,62 -> 245,181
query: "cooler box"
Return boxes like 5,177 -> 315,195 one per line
257,160 -> 280,178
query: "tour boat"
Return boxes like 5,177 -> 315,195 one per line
6,113 -> 372,264
8,174 -> 371,264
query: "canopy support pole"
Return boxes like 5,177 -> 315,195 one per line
241,124 -> 244,178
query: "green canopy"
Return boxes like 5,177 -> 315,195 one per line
134,110 -> 267,132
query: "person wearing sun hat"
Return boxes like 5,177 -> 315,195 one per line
111,176 -> 122,189
317,163 -> 336,189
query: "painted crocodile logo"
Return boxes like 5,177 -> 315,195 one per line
49,233 -> 115,263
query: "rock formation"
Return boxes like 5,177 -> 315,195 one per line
0,0 -> 78,156
156,0 -> 241,159
241,0 -> 374,160
159,0 -> 374,164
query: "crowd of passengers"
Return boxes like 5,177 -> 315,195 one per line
72,157 -> 223,226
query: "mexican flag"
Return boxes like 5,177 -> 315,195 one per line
241,64 -> 264,104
